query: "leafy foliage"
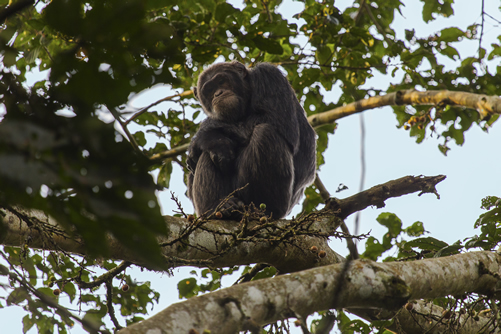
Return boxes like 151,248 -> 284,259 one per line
466,196 -> 501,250
1,247 -> 158,333
0,0 -> 500,332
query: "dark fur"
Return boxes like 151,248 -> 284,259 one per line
187,61 -> 316,219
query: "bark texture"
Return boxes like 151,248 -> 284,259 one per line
308,89 -> 501,126
0,207 -> 343,273
119,251 -> 501,334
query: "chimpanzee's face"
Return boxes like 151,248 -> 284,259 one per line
194,61 -> 250,122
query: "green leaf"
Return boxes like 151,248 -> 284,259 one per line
405,221 -> 425,237
251,266 -> 277,281
0,264 -> 9,275
146,0 -> 176,10
439,45 -> 459,60
178,278 -> 199,299
316,45 -> 332,65
405,237 -> 448,251
362,237 -> 389,261
2,48 -> 18,67
82,311 -> 105,332
215,3 -> 237,22
301,186 -> 323,213
63,282 -> 77,302
488,44 -> 501,60
439,27 -> 464,42
404,29 -> 415,41
376,212 -> 402,237
438,143 -> 450,156
22,315 -> 36,333
252,35 -> 283,55
44,0 -> 84,36
133,131 -> 147,147
311,311 -> 336,334
7,288 -> 29,305
157,160 -> 173,188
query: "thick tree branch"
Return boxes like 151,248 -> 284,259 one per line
352,299 -> 498,334
308,89 -> 501,127
118,251 -> 501,334
1,175 -> 443,273
1,174 -> 489,334
326,174 -> 446,220
0,208 -> 344,273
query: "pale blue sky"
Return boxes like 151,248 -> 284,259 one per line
2,0 -> 501,333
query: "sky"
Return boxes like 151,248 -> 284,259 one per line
2,0 -> 501,333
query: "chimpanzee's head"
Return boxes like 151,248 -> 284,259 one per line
194,61 -> 250,122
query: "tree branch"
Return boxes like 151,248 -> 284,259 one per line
326,175 -> 446,220
0,207 -> 344,273
149,143 -> 190,161
1,175 -> 444,272
117,251 -> 501,334
308,89 -> 501,127
352,299 -> 498,334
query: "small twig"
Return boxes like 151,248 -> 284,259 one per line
354,112 -> 366,238
362,3 -> 392,45
314,174 -> 331,201
42,45 -> 54,62
170,191 -> 188,218
74,261 -> 131,289
109,108 -> 144,156
260,0 -> 272,23
105,280 -> 123,330
483,12 -> 501,25
295,314 -> 311,334
124,90 -> 193,126
353,0 -> 367,25
478,0 -> 485,62
314,175 -> 359,259
149,143 -> 190,161
233,263 -> 270,285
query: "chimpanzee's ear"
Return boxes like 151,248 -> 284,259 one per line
193,87 -> 198,99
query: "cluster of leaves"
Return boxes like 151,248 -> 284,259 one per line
361,195 -> 501,264
0,247 -> 157,333
0,0 -> 184,267
177,266 -> 240,299
361,211 -> 465,262
391,20 -> 501,153
336,196 -> 500,333
466,196 -> 501,250
1,0 -> 500,332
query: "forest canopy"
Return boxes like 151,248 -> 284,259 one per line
1,0 -> 501,333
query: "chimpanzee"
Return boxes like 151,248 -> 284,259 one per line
187,61 -> 316,219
